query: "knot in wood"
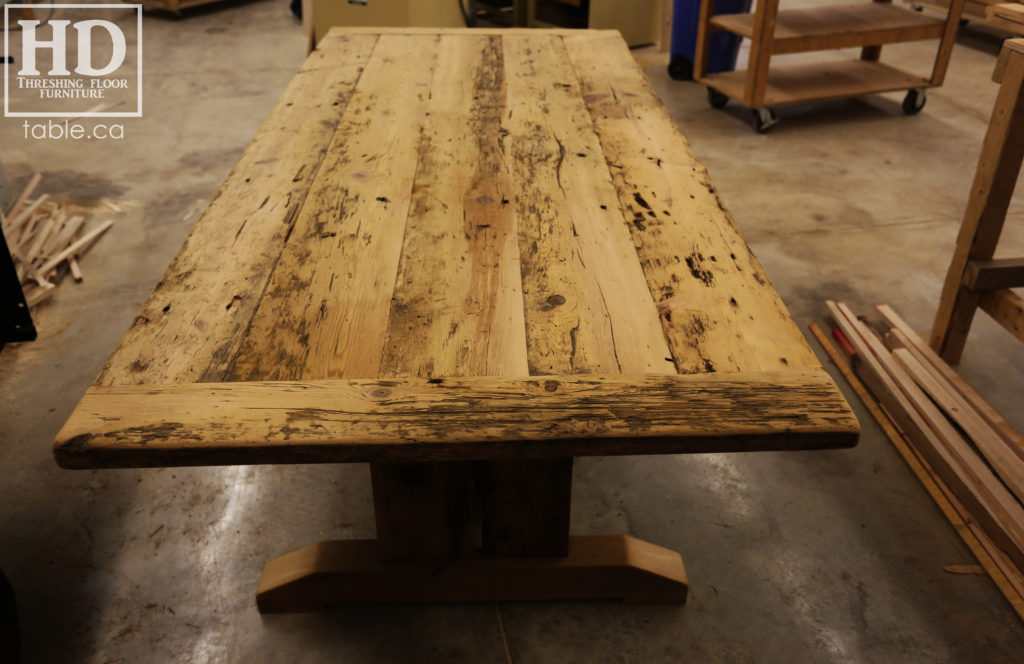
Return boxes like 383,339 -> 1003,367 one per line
546,294 -> 566,307
544,380 -> 560,392
370,387 -> 392,399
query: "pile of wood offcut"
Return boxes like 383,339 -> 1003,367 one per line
1,173 -> 115,308
810,302 -> 1024,621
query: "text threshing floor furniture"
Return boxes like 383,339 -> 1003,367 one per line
51,27 -> 859,612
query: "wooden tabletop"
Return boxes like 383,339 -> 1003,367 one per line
53,28 -> 858,468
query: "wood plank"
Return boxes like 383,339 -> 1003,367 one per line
52,371 -> 859,468
502,34 -> 673,375
710,4 -> 945,55
985,13 -> 1024,33
980,288 -> 1024,343
744,0 -> 781,106
929,0 -> 966,86
702,59 -> 930,106
565,32 -> 821,374
694,0 -> 718,79
809,323 -> 1024,621
991,2 -> 1024,21
829,302 -> 1024,571
878,304 -> 1024,461
256,534 -> 688,612
94,34 -> 379,386
964,257 -> 1024,290
230,35 -> 440,382
931,45 -> 1024,362
892,347 -> 1024,505
378,35 -> 528,380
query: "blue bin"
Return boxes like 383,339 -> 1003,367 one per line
669,0 -> 753,81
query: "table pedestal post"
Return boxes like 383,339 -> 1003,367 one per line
256,459 -> 688,612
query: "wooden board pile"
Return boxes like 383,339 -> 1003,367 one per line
1,173 -> 114,308
810,302 -> 1024,621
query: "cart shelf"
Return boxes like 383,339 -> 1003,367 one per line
701,59 -> 931,105
709,4 -> 947,55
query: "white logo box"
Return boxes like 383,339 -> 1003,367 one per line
4,4 -> 142,118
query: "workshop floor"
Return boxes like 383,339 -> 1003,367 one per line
3,1 -> 1024,662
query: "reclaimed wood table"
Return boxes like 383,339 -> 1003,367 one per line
53,27 -> 859,612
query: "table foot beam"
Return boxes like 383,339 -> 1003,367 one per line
256,534 -> 688,613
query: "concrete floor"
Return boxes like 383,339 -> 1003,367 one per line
2,1 -> 1024,661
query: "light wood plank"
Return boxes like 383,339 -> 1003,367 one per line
502,34 -> 674,375
892,347 -> 1024,505
95,34 -> 379,386
565,32 -> 820,374
52,372 -> 858,468
378,35 -> 528,380
230,35 -> 439,382
879,304 -> 1024,462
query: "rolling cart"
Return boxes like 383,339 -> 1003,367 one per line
694,0 -> 966,132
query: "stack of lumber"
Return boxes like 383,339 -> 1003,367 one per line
811,302 -> 1024,621
986,3 -> 1024,31
1,174 -> 114,308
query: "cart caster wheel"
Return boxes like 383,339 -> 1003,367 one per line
707,88 -> 729,109
751,107 -> 779,133
668,56 -> 693,81
902,89 -> 926,115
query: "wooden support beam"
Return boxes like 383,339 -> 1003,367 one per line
744,0 -> 781,106
964,258 -> 1024,291
931,41 -> 1024,362
980,289 -> 1024,344
256,534 -> 688,612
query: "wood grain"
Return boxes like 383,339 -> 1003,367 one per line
95,34 -> 378,386
230,35 -> 440,381
564,31 -> 820,374
502,34 -> 673,375
53,372 -> 858,468
379,35 -> 528,379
